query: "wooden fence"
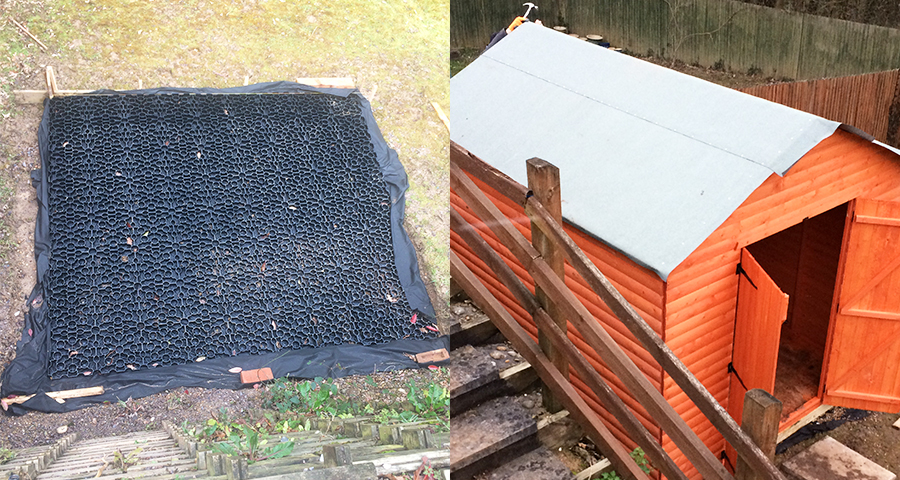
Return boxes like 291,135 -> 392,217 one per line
450,141 -> 786,480
451,0 -> 900,80
739,70 -> 900,145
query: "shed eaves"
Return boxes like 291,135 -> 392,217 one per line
450,23 -> 845,280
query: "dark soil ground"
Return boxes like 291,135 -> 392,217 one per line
0,0 -> 449,449
0,368 -> 446,450
776,407 -> 900,474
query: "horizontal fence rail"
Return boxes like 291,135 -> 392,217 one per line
450,141 -> 787,480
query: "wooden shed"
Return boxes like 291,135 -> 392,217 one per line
450,24 -> 900,477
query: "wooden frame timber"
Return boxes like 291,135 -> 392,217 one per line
12,67 -> 356,104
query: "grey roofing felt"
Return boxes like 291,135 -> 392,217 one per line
450,23 -> 846,280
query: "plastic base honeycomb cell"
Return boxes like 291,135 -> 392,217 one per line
43,92 -> 432,379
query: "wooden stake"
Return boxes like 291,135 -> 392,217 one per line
9,18 -> 48,50
527,158 -> 567,413
45,66 -> 57,99
431,101 -> 449,131
736,389 -> 782,480
295,77 -> 355,89
1,386 -> 105,410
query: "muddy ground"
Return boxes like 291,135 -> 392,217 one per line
0,0 -> 449,449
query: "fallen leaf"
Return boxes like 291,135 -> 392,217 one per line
224,108 -> 229,115
126,237 -> 133,246
62,141 -> 69,147
428,365 -> 439,371
261,261 -> 267,271
410,312 -> 417,324
126,364 -> 137,370
288,206 -> 297,210
69,351 -> 78,357
425,325 -> 439,332
28,329 -> 32,336
253,383 -> 261,390
197,151 -> 202,159
271,320 -> 277,330
152,363 -> 159,367
195,356 -> 206,362
83,371 -> 92,376
143,231 -> 149,237
228,367 -> 242,374
121,255 -> 128,262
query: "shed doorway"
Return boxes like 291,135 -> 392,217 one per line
739,203 -> 849,422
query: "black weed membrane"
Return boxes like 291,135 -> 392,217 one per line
1,83 -> 445,414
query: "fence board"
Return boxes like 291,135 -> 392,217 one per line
740,70 -> 900,142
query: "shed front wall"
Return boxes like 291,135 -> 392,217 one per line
450,172 -> 668,455
663,130 -> 900,478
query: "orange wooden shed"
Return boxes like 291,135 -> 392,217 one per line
451,24 -> 900,478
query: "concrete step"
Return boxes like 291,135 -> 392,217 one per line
448,302 -> 500,349
480,445 -> 576,480
450,344 -> 536,415
39,448 -> 187,473
75,431 -> 172,446
0,434 -> 80,478
450,396 -> 539,480
782,436 -> 896,480
250,463 -> 377,480
37,457 -> 198,479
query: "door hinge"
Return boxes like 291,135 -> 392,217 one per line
736,262 -> 758,289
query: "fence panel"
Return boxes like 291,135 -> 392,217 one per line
451,0 -> 900,80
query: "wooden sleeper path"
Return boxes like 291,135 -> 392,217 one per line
2,411 -> 448,480
448,302 -> 579,479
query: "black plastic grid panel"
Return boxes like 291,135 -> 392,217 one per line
44,93 -> 430,379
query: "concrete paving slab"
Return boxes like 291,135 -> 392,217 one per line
783,436 -> 896,480
482,445 -> 575,480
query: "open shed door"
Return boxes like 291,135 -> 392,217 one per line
823,198 -> 900,412
728,249 -> 790,423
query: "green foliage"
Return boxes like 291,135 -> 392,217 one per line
264,377 -> 352,416
631,447 -> 652,474
593,448 -> 653,480
0,448 -> 15,465
112,447 -> 143,472
209,425 -> 294,464
406,380 -> 449,416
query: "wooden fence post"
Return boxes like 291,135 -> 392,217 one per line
527,157 -> 568,413
736,389 -> 782,480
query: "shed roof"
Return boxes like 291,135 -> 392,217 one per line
451,23 -> 895,280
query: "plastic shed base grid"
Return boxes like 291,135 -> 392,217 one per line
44,93 -> 431,380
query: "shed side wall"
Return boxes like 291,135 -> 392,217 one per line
450,171 -> 667,453
662,130 -> 900,478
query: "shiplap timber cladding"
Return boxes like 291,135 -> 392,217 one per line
451,130 -> 900,479
450,172 -> 668,455
451,0 -> 900,80
741,70 -> 900,144
659,130 -> 900,476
